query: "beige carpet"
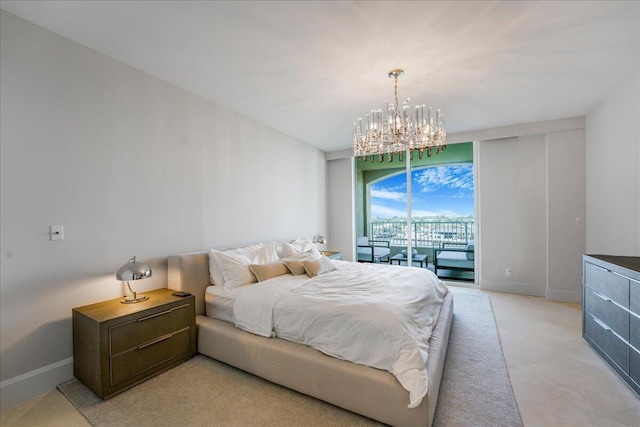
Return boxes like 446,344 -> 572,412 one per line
59,292 -> 522,427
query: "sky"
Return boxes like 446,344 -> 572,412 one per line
370,165 -> 474,218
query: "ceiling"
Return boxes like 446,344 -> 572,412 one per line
1,1 -> 638,152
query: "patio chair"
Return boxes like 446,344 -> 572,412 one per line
357,236 -> 391,263
434,240 -> 475,281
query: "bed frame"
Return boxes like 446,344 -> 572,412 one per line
168,250 -> 453,427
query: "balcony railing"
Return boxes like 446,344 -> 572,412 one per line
370,220 -> 474,248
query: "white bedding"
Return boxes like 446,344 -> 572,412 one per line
205,285 -> 236,323
205,275 -> 311,323
232,261 -> 448,408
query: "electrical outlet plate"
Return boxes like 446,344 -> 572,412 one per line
50,225 -> 64,241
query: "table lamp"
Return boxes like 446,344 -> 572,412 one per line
116,256 -> 152,304
312,234 -> 326,245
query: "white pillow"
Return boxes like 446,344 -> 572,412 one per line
273,241 -> 285,259
282,238 -> 322,259
215,243 -> 279,290
208,243 -> 263,286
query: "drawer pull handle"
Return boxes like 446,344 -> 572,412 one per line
593,317 -> 612,332
136,304 -> 188,322
593,291 -> 612,303
138,333 -> 173,350
611,270 -> 631,280
138,308 -> 175,322
591,264 -> 610,273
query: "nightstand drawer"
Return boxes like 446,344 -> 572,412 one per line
585,287 -> 629,340
110,304 -> 191,354
111,327 -> 191,385
585,262 -> 629,308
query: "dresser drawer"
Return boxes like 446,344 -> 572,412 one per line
585,287 -> 630,341
631,314 -> 640,349
110,304 -> 191,355
630,346 -> 640,388
110,327 -> 191,385
585,313 -> 629,374
631,280 -> 640,316
585,262 -> 629,308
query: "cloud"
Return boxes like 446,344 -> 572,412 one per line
414,165 -> 473,195
371,188 -> 406,201
369,165 -> 474,218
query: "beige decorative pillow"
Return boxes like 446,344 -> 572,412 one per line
283,259 -> 307,276
302,256 -> 337,278
249,261 -> 290,282
283,253 -> 319,276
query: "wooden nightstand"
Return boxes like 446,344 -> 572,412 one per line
322,251 -> 343,260
72,288 -> 196,399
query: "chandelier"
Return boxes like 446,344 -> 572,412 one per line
353,69 -> 446,162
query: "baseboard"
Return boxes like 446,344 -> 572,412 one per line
0,357 -> 73,411
479,280 -> 547,297
545,289 -> 582,304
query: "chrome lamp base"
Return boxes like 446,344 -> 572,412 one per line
120,293 -> 149,304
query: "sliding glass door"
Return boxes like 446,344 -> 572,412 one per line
355,142 -> 475,279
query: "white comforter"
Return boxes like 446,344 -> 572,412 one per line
232,261 -> 449,408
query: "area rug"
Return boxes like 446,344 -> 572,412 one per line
59,292 -> 522,427
431,291 -> 523,427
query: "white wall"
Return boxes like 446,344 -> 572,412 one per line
585,71 -> 640,256
327,158 -> 355,261
477,135 -> 549,297
0,11 -> 326,408
547,130 -> 587,301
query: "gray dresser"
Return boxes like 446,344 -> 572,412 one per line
583,255 -> 640,396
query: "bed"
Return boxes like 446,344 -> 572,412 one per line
167,241 -> 453,427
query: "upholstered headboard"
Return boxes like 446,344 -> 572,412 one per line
167,251 -> 210,316
167,240 -> 294,315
